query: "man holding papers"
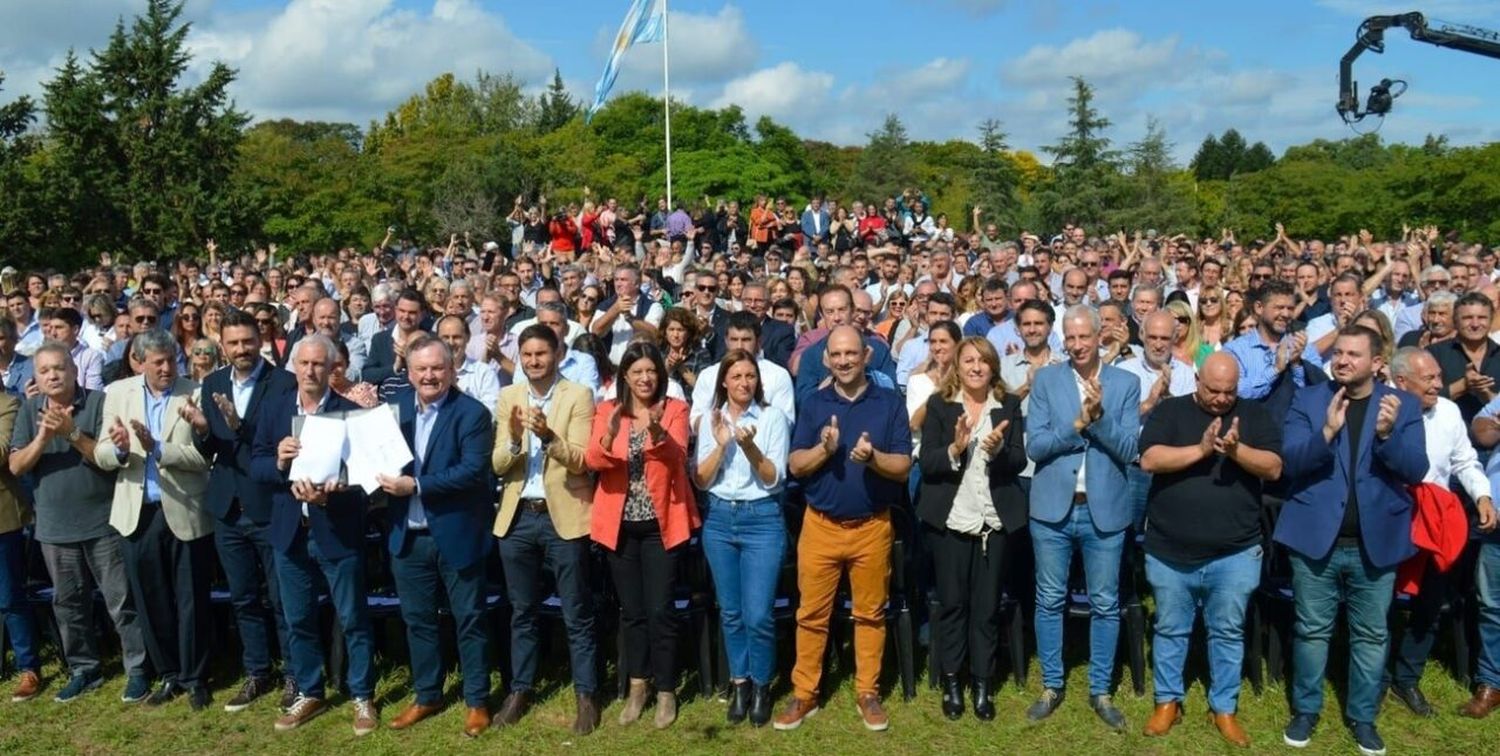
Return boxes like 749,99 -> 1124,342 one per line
251,334 -> 379,737
374,336 -> 496,738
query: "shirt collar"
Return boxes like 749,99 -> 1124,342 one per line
417,391 -> 448,415
297,389 -> 332,415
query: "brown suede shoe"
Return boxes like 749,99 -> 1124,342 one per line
389,702 -> 440,730
492,691 -> 532,727
1142,701 -> 1182,737
1459,684 -> 1500,719
463,706 -> 490,738
10,670 -> 42,703
855,693 -> 889,732
572,693 -> 600,736
1211,712 -> 1251,748
773,696 -> 819,731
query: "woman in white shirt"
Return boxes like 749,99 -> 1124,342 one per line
693,350 -> 790,728
917,337 -> 1028,722
906,321 -> 961,502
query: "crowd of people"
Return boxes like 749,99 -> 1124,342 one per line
3,191 -> 1500,754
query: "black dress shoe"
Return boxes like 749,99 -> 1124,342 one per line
189,687 -> 212,712
1026,687 -> 1065,722
748,684 -> 773,728
941,674 -> 964,720
1390,684 -> 1436,718
1089,694 -> 1127,731
147,682 -> 184,707
727,681 -> 752,724
972,677 -> 996,721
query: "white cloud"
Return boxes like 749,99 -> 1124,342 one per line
188,0 -> 554,124
710,62 -> 835,121
602,5 -> 758,91
1004,29 -> 1198,90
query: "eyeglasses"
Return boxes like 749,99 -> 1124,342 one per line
1081,261 -> 1100,268
134,315 -> 157,324
697,285 -> 718,293
1202,297 -> 1220,304
1249,273 -> 1270,280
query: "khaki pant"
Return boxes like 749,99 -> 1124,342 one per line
791,507 -> 892,700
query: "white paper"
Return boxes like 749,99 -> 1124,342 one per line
344,405 -> 414,494
289,414 -> 347,485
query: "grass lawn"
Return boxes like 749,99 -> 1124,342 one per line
2,638 -> 1495,755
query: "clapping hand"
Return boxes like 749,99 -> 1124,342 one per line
178,396 -> 209,435
1374,394 -> 1400,439
109,417 -> 131,453
508,405 -> 525,442
819,414 -> 840,455
1079,378 -> 1104,425
849,431 -> 874,464
1324,386 -> 1350,441
1199,417 -> 1222,458
710,409 -> 733,448
979,419 -> 1010,457
39,405 -> 76,441
212,392 -> 241,431
733,423 -> 758,451
1213,417 -> 1240,456
950,411 -> 975,459
524,406 -> 552,442
129,419 -> 155,455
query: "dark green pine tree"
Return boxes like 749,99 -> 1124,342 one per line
970,118 -> 1019,232
1039,76 -> 1120,230
536,68 -> 579,134
848,113 -> 916,200
0,71 -> 41,255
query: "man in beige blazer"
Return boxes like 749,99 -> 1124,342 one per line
490,324 -> 599,734
94,330 -> 214,710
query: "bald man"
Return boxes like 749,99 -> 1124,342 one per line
1137,352 -> 1283,747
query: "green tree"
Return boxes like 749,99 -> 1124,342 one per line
1109,117 -> 1195,232
848,114 -> 917,201
1037,76 -> 1119,230
0,72 -> 41,258
968,118 -> 1019,232
536,68 -> 578,134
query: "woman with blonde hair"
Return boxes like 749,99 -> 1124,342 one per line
918,336 -> 1027,720
1165,299 -> 1210,367
1195,287 -> 1226,367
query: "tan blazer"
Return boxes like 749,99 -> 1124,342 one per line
94,376 -> 213,541
0,393 -> 32,534
492,378 -> 595,540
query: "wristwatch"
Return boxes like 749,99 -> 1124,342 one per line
66,427 -> 82,443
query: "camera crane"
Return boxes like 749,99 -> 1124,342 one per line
1337,11 -> 1500,123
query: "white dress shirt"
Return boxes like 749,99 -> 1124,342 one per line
1424,396 -> 1490,501
1117,355 -> 1197,409
689,358 -> 794,435
693,402 -> 790,500
455,358 -> 501,416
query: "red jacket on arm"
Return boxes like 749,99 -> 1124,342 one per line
584,397 -> 699,551
1397,482 -> 1469,595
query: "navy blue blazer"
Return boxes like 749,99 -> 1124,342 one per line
1273,381 -> 1428,569
200,362 -> 296,523
363,328 -> 398,385
384,387 -> 496,572
1026,362 -> 1141,534
251,390 -> 370,560
759,317 -> 795,369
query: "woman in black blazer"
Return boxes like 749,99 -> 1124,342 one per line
918,335 -> 1028,722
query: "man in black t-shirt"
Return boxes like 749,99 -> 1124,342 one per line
1138,353 -> 1283,747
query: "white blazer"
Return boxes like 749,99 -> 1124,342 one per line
94,375 -> 213,541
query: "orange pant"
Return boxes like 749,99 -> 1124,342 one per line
791,507 -> 893,700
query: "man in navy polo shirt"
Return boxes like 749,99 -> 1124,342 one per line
776,326 -> 912,734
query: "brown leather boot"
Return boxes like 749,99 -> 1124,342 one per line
1142,701 -> 1181,737
572,693 -> 600,735
1211,712 -> 1251,748
1459,684 -> 1500,719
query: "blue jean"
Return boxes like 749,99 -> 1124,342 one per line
1477,542 -> 1500,689
1031,504 -> 1126,694
1289,544 -> 1395,724
0,530 -> 39,672
275,531 -> 375,700
391,532 -> 490,707
1127,465 -> 1150,532
497,508 -> 598,695
1145,546 -> 1261,713
214,512 -> 290,680
702,494 -> 786,685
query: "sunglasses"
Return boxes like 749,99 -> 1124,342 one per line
142,288 -> 163,295
181,312 -> 199,320
255,318 -> 275,326
134,316 -> 158,324
697,285 -> 718,292
1175,316 -> 1191,324
191,348 -> 216,357
1249,273 -> 1270,280
1202,297 -> 1220,304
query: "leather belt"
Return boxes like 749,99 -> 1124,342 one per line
817,509 -> 876,528
519,497 -> 549,514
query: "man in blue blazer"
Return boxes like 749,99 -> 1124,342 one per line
1025,304 -> 1141,730
1274,325 -> 1426,754
800,197 -> 830,249
193,309 -> 298,711
361,288 -> 427,385
374,336 -> 496,738
250,334 -> 379,737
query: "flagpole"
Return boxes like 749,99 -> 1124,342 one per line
662,0 -> 673,210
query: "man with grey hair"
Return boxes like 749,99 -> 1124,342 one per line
1397,291 -> 1456,349
1386,346 -> 1497,716
1118,310 -> 1199,529
358,283 -> 396,341
1393,265 -> 1453,342
95,329 -> 214,709
8,341 -> 150,703
105,297 -> 165,370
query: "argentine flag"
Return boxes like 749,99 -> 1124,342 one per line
586,0 -> 666,123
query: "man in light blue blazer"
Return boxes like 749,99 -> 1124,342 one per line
1274,325 -> 1426,754
800,197 -> 829,249
1025,304 -> 1141,731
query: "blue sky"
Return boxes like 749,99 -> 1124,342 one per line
4,0 -> 1499,161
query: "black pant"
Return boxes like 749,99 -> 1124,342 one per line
498,509 -> 599,695
608,520 -> 681,690
928,525 -> 1010,680
1390,543 -> 1477,688
121,504 -> 214,688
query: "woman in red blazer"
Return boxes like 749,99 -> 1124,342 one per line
585,341 -> 699,729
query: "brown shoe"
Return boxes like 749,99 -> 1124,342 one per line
10,670 -> 42,703
1459,684 -> 1500,719
274,695 -> 329,731
389,702 -> 440,730
492,691 -> 532,727
352,698 -> 379,736
1211,712 -> 1251,748
1143,701 -> 1182,737
773,696 -> 819,731
855,693 -> 889,732
653,691 -> 678,729
618,678 -> 650,725
572,692 -> 600,736
463,706 -> 490,738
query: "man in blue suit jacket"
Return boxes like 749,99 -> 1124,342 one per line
195,310 -> 298,710
250,334 -> 379,736
1273,325 -> 1426,753
373,336 -> 496,737
1025,304 -> 1141,730
800,197 -> 829,249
